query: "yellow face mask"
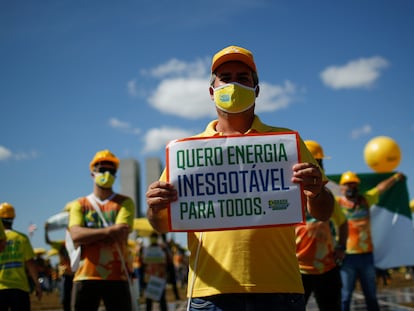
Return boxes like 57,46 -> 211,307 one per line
94,171 -> 116,188
213,82 -> 256,113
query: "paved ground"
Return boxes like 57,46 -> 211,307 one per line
32,271 -> 414,310
306,287 -> 414,311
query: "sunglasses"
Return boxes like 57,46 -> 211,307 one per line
96,167 -> 117,175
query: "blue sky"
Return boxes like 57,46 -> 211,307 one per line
1,1 -> 413,255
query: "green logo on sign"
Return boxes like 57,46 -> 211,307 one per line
268,199 -> 289,210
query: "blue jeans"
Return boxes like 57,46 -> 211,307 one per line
340,253 -> 379,311
189,293 -> 305,311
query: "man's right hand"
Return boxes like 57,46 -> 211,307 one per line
146,181 -> 177,210
146,181 -> 177,233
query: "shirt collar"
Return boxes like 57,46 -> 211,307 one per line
203,115 -> 263,136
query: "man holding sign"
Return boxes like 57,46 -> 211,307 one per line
146,45 -> 334,311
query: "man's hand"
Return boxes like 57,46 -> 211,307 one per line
291,162 -> 323,198
146,181 -> 177,211
146,181 -> 177,233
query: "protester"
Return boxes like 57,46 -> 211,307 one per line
0,202 -> 42,310
146,45 -> 334,310
45,222 -> 73,311
296,140 -> 348,310
337,170 -> 405,311
33,249 -> 52,292
67,149 -> 135,311
142,232 -> 168,311
171,241 -> 188,290
161,235 -> 181,301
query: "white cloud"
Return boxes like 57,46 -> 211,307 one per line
351,124 -> 372,139
127,79 -> 138,97
0,146 -> 12,160
320,56 -> 389,89
0,146 -> 38,161
109,118 -> 141,135
143,126 -> 196,153
256,80 -> 297,112
142,58 -> 209,79
14,151 -> 39,160
148,77 -> 214,119
141,57 -> 298,119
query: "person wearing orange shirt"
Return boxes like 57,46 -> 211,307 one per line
296,140 -> 348,310
67,150 -> 135,311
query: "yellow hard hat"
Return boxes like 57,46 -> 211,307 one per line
304,140 -> 327,160
89,149 -> 120,171
211,45 -> 257,73
339,171 -> 361,185
0,202 -> 16,219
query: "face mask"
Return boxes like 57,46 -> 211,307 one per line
94,171 -> 116,188
345,188 -> 358,199
213,82 -> 256,113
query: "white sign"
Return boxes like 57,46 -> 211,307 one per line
144,275 -> 166,301
166,132 -> 305,231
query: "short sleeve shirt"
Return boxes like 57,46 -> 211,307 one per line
0,229 -> 35,292
296,201 -> 346,274
160,116 -> 329,296
68,194 -> 135,281
336,188 -> 379,254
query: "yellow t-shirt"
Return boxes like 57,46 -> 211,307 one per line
0,229 -> 35,292
161,116 -> 328,297
68,194 -> 135,281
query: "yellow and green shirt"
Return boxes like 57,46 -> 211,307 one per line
68,194 -> 135,281
161,116 -> 328,297
336,188 -> 379,254
0,229 -> 35,292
